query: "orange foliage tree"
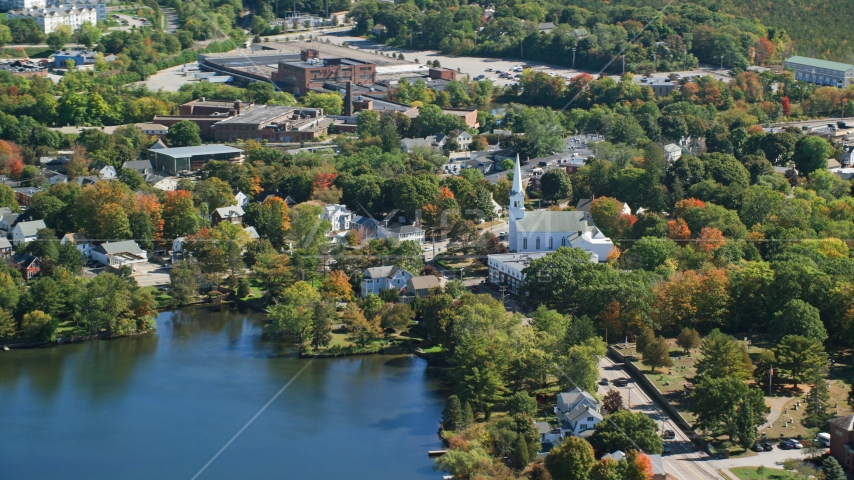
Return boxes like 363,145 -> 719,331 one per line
624,450 -> 653,480
667,218 -> 691,241
673,198 -> 705,217
696,226 -> 726,252
320,270 -> 355,301
135,193 -> 163,238
654,269 -> 730,331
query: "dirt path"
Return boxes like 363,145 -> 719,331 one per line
759,396 -> 790,430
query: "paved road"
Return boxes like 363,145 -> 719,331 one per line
131,262 -> 170,287
598,356 -> 722,480
598,357 -> 807,479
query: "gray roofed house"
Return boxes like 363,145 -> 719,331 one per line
538,22 -> 555,33
402,275 -> 446,301
556,387 -> 600,412
75,175 -> 99,186
212,205 -> 244,225
0,212 -> 20,233
361,265 -> 414,297
380,222 -> 425,243
91,240 -> 148,269
122,160 -> 154,174
243,226 -> 260,240
11,219 -> 46,245
0,237 -> 11,259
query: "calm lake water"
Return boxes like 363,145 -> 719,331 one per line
0,308 -> 445,479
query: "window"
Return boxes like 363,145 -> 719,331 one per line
562,237 -> 566,247
535,238 -> 540,249
549,237 -> 553,250
523,238 -> 527,249
587,416 -> 594,421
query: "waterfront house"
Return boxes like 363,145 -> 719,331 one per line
401,275 -> 446,302
91,240 -> 147,270
361,265 -> 414,298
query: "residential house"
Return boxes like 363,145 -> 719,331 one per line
145,174 -> 179,191
60,232 -> 94,258
401,275 -> 445,302
535,421 -> 562,446
829,158 -> 842,171
554,387 -> 602,438
13,187 -> 40,208
212,205 -> 244,226
400,135 -> 446,153
380,223 -> 424,243
13,252 -> 40,279
0,209 -> 19,235
320,204 -> 352,232
361,265 -> 414,297
93,163 -> 116,180
451,129 -> 473,151
829,414 -> 854,470
122,160 -> 154,174
0,237 -> 11,259
664,143 -> 682,162
351,215 -> 381,242
11,219 -> 46,245
75,175 -> 98,186
602,451 -> 666,479
538,22 -> 555,33
172,236 -> 186,262
575,198 -> 630,219
91,240 -> 147,270
244,226 -> 260,240
235,191 -> 249,209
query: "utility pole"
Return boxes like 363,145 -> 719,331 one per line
571,47 -> 576,68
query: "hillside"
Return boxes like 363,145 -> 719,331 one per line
614,0 -> 854,63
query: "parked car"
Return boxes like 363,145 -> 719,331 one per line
779,441 -> 795,450
760,442 -> 774,451
789,439 -> 803,449
751,443 -> 764,452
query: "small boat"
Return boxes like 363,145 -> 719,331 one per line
428,450 -> 447,457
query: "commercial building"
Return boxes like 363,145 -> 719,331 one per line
271,49 -> 376,95
784,55 -> 854,88
91,240 -> 148,270
1,0 -> 105,21
146,145 -> 244,174
487,252 -> 548,294
8,5 -> 97,33
0,59 -> 49,77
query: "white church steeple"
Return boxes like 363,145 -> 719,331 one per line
508,154 -> 525,252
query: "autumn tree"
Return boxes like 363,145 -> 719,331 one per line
320,270 -> 354,301
676,327 -> 701,353
643,336 -> 673,372
545,436 -> 595,480
603,390 -> 624,414
623,450 -> 653,480
162,190 -> 202,239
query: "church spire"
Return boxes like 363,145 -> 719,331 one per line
510,154 -> 523,196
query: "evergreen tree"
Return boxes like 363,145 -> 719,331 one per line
804,364 -> 832,428
311,301 -> 335,350
736,399 -> 755,449
511,434 -> 531,470
822,456 -> 846,480
442,395 -> 463,431
461,401 -> 474,429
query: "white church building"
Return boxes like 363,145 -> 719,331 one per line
508,156 -> 614,261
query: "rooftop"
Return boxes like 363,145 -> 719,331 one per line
148,145 -> 243,158
785,55 -> 854,72
95,240 -> 144,255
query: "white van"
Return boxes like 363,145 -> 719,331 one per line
816,432 -> 830,447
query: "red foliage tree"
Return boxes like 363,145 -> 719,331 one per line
781,96 -> 792,117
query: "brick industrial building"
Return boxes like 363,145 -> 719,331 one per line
154,99 -> 332,143
271,49 -> 376,95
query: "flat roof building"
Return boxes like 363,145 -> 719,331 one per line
784,55 -> 854,88
9,5 -> 97,33
211,105 -> 330,143
147,145 -> 243,174
271,49 -> 376,95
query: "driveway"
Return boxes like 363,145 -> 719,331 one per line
131,262 -> 170,287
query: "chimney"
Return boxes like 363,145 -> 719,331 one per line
234,101 -> 241,115
344,81 -> 353,116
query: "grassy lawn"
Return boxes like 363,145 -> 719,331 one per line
329,331 -> 355,348
730,467 -> 794,479
141,286 -> 173,309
